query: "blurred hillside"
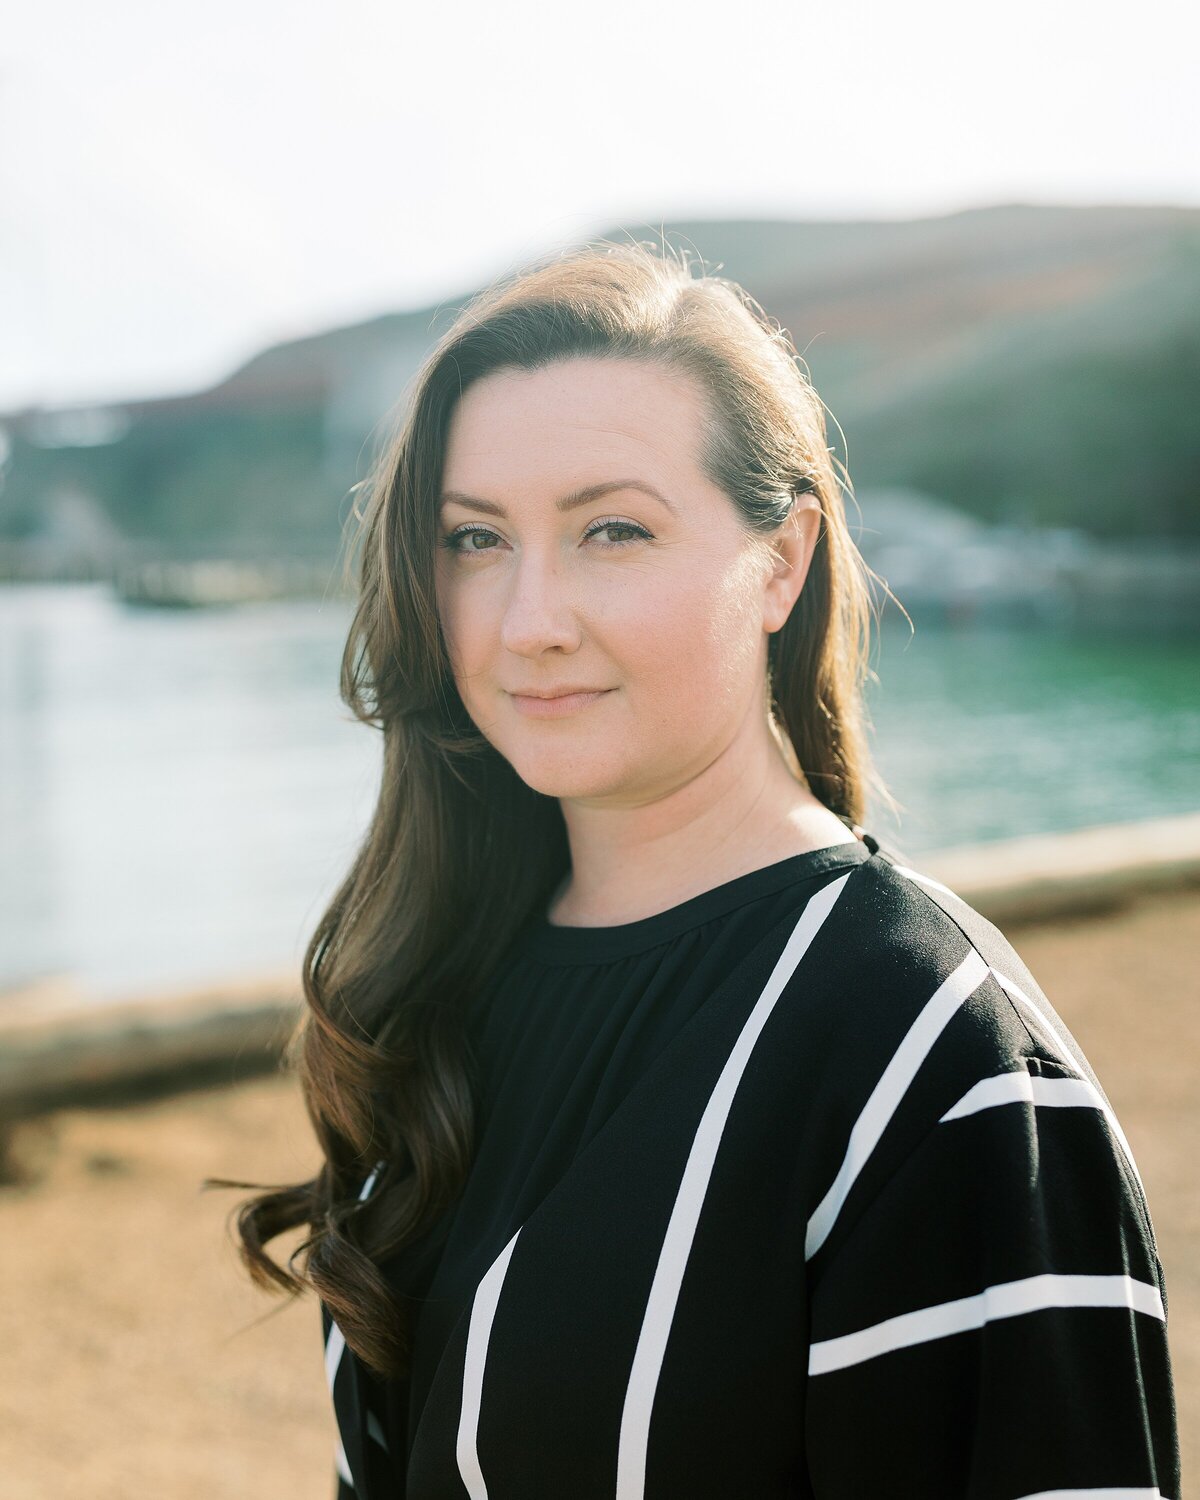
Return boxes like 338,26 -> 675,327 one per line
1,202 -> 1197,577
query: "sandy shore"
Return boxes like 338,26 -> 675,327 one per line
1,885 -> 1196,1499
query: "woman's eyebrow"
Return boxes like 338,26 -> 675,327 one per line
439,480 -> 676,517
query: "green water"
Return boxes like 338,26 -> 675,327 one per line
865,621 -> 1200,858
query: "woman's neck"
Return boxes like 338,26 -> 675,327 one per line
547,727 -> 859,928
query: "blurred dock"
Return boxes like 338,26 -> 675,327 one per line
112,556 -> 345,607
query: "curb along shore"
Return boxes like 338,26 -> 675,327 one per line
3,812 -> 1199,1119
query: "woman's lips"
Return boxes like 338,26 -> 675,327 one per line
509,689 -> 614,718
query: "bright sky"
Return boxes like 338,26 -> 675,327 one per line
3,0 -> 1197,411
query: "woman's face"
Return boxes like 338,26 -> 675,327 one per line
435,355 -> 808,804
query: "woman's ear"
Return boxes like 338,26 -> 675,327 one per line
762,496 -> 821,635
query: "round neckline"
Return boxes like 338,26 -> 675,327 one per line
519,831 -> 878,965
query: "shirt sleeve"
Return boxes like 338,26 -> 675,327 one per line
802,1055 -> 1181,1499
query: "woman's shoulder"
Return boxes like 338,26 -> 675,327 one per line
774,834 -> 1121,1178
768,837 -> 1157,1272
809,832 -> 1090,1074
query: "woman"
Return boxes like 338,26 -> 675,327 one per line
217,241 -> 1180,1498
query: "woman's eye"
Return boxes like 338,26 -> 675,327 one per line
439,524 -> 499,554
439,518 -> 652,556
583,519 -> 653,546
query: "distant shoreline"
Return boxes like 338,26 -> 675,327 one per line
4,545 -> 1200,629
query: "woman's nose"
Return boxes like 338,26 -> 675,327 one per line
499,548 -> 581,657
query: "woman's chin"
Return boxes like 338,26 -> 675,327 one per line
506,749 -> 630,802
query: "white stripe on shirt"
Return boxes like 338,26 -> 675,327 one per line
456,1227 -> 523,1500
805,946 -> 991,1261
809,1271 -> 1166,1375
335,1435 -> 354,1487
614,868 -> 855,1500
326,1161 -> 385,1490
1010,1489 -> 1169,1499
989,966 -> 1147,1203
890,863 -> 965,905
325,1321 -> 347,1393
324,1162 -> 384,1389
940,1069 -> 1107,1121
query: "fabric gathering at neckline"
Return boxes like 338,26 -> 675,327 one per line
517,832 -> 879,966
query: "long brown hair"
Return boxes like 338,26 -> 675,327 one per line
205,237 -> 898,1380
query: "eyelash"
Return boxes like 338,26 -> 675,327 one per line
438,517 -> 653,556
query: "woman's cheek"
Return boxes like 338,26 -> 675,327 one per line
627,592 -> 698,679
448,599 -> 498,690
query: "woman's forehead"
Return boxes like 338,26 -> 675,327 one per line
443,358 -> 712,493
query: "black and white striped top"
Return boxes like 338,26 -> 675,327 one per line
320,829 -> 1180,1498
